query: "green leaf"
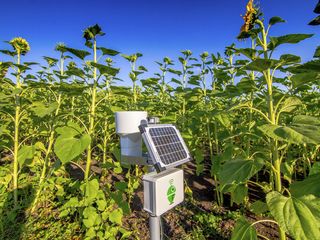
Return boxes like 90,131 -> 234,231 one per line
85,179 -> 100,202
281,161 -> 294,183
59,209 -> 69,218
43,56 -> 58,66
280,54 -> 301,65
250,200 -> 268,215
31,102 -> 59,118
288,60 -> 320,73
269,34 -> 314,50
18,145 -> 35,167
194,149 -> 204,176
0,50 -> 16,57
231,217 -> 257,240
13,64 -> 31,72
278,97 -> 301,113
211,154 -> 222,176
237,78 -> 257,92
220,159 -> 264,185
115,182 -> 128,191
89,62 -> 119,76
269,16 -> 286,26
215,113 -> 231,128
109,208 -> 123,225
235,48 -> 257,60
258,124 -> 320,144
85,228 -> 96,238
98,47 -> 120,56
267,191 -> 320,240
168,68 -> 182,75
0,124 -> 9,136
309,15 -> 320,26
138,65 -> 148,71
54,131 -> 91,164
65,67 -> 86,79
232,184 -> 248,205
314,46 -> 320,58
291,72 -> 320,88
292,115 -> 320,126
83,206 -> 101,228
171,78 -> 182,85
245,59 -> 280,72
63,197 -> 79,208
64,47 -> 90,60
309,162 -> 320,176
118,201 -> 131,215
56,121 -> 84,137
290,174 -> 320,198
119,227 -> 132,239
96,200 -> 107,211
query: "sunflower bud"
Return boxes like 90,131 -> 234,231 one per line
9,37 -> 30,55
106,58 -> 113,64
200,52 -> 209,60
55,43 -> 67,53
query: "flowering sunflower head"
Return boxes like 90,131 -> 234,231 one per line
238,0 -> 261,39
9,37 -> 30,55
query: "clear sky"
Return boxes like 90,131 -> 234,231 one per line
0,0 -> 319,85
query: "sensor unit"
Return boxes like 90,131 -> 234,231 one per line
143,168 -> 184,216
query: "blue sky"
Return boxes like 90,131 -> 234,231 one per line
0,0 -> 319,85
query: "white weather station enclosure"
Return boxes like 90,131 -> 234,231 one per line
115,111 -> 192,240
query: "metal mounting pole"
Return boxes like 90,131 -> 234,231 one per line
148,164 -> 161,240
149,214 -> 161,240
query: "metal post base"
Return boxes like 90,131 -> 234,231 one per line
149,215 -> 161,240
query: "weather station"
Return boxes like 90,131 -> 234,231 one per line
115,111 -> 192,240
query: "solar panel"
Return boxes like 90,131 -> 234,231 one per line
140,124 -> 191,171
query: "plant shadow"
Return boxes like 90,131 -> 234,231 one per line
0,185 -> 35,240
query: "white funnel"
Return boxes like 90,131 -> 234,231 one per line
115,111 -> 147,158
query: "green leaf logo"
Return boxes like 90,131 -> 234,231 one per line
167,179 -> 176,205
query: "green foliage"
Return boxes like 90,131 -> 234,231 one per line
231,218 -> 257,240
18,145 -> 35,167
290,174 -> 320,198
267,191 -> 320,240
268,34 -> 314,50
220,159 -> 264,185
269,16 -> 286,26
54,121 -> 91,164
58,179 -> 130,239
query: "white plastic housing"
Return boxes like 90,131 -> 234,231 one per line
115,111 -> 147,158
115,111 -> 147,135
143,168 -> 184,216
120,133 -> 142,157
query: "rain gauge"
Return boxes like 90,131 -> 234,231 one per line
115,111 -> 191,240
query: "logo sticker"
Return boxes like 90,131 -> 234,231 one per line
167,179 -> 176,205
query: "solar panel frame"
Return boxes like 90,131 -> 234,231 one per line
141,124 -> 191,170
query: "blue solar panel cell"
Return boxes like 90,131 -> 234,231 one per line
148,126 -> 188,165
